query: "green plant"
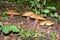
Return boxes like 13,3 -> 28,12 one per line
51,32 -> 57,40
30,0 -> 41,15
58,16 -> 60,21
0,22 -> 3,32
41,6 -> 56,18
0,12 -> 8,20
2,25 -> 19,34
40,35 -> 45,40
1,16 -> 8,20
19,28 -> 35,38
29,0 -> 57,19
33,33 -> 45,40
0,22 -> 3,27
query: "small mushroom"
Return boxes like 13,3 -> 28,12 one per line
45,20 -> 55,26
22,11 -> 35,23
6,10 -> 20,19
39,21 -> 46,26
30,14 -> 46,27
39,20 -> 55,26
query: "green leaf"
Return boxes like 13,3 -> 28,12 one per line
0,27 -> 2,32
51,7 -> 56,10
32,8 -> 40,15
58,16 -> 60,21
0,22 -> 3,27
30,1 -> 35,7
41,9 -> 44,13
51,32 -> 57,40
36,4 -> 41,8
9,25 -> 19,32
47,6 -> 51,9
2,26 -> 11,34
36,10 -> 40,15
21,30 -> 31,38
43,14 -> 47,17
19,29 -> 35,38
43,9 -> 50,13
2,25 -> 19,34
24,32 -> 31,37
47,6 -> 56,10
50,13 -> 55,17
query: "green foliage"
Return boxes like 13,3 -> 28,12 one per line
32,8 -> 40,15
0,12 -> 8,20
51,32 -> 57,40
4,0 -> 58,19
58,16 -> 60,21
29,0 -> 41,15
9,25 -> 19,32
19,28 -> 46,40
2,25 -> 19,34
42,9 -> 50,13
19,29 -> 35,38
41,6 -> 56,18
0,22 -> 3,32
34,33 -> 45,40
30,0 -> 41,8
29,0 -> 57,18
47,6 -> 56,10
0,22 -> 3,27
1,16 -> 8,20
2,26 -> 11,34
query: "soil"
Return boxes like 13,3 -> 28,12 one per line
0,16 -> 60,40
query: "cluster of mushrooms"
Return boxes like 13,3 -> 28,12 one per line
22,11 -> 55,26
5,10 -> 55,27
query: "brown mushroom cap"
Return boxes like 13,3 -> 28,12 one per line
45,20 -> 55,26
30,14 -> 46,20
6,10 -> 20,15
22,11 -> 35,16
39,20 -> 55,26
39,21 -> 46,25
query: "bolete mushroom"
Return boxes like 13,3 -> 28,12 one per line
30,14 -> 46,27
6,10 -> 20,19
22,11 -> 35,23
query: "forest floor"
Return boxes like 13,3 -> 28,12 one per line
0,16 -> 60,40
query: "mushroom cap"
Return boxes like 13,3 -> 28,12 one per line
30,14 -> 46,20
39,21 -> 46,25
6,10 -> 20,15
39,20 -> 55,26
45,21 -> 55,26
22,11 -> 35,16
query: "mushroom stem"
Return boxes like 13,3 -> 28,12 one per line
9,15 -> 14,19
33,19 -> 39,27
27,16 -> 30,24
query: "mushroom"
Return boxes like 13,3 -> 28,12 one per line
22,11 -> 35,23
30,14 -> 46,27
45,20 -> 55,26
6,10 -> 20,19
39,21 -> 46,26
39,20 -> 55,26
